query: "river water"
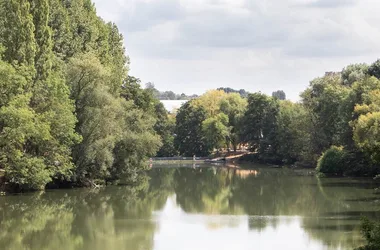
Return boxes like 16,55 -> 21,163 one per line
0,164 -> 379,250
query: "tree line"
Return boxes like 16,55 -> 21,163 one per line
2,0 -> 380,191
172,63 -> 380,177
0,0 -> 173,190
145,84 -> 285,101
145,82 -> 198,100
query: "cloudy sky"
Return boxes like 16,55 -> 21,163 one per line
92,0 -> 380,100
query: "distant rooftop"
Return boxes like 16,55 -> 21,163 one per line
160,100 -> 188,112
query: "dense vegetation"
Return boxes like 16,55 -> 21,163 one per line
356,218 -> 380,250
2,0 -> 380,191
0,0 -> 173,190
173,64 -> 380,177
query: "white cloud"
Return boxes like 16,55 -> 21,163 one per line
93,0 -> 380,101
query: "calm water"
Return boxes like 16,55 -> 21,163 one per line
1,164 -> 380,250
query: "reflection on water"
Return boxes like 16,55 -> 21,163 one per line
1,164 -> 380,250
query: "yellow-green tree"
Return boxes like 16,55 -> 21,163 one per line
353,89 -> 380,164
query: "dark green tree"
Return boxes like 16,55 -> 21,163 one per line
272,90 -> 286,100
368,59 -> 380,79
1,0 -> 36,69
154,103 -> 177,157
240,93 -> 280,162
174,101 -> 210,156
300,74 -> 350,164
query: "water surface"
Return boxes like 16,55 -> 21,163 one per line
1,164 -> 379,250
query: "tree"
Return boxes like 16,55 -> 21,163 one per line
276,101 -> 310,164
67,53 -> 123,185
0,0 -> 165,190
174,101 -> 210,156
217,87 -> 249,98
0,61 -> 79,189
154,103 -> 177,157
30,0 -> 53,83
219,93 -> 247,151
300,74 -> 350,164
202,114 -> 230,151
316,146 -> 347,176
121,76 -> 156,112
161,91 -> 176,100
1,0 -> 36,69
352,88 -> 380,164
110,102 -> 161,184
0,0 -> 80,190
272,90 -> 286,100
240,93 -> 280,163
193,90 -> 227,117
341,63 -> 368,86
367,59 -> 380,79
355,218 -> 380,250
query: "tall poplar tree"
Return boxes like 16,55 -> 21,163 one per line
0,0 -> 79,189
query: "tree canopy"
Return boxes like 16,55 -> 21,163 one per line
0,0 -> 162,190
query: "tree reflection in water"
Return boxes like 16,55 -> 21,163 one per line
0,165 -> 379,250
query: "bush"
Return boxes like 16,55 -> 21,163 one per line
356,217 -> 380,250
316,146 -> 347,175
342,151 -> 380,177
5,157 -> 53,190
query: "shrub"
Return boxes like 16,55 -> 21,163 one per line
316,146 -> 346,175
356,217 -> 380,250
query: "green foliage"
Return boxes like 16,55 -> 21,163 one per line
154,103 -> 177,157
353,111 -> 380,164
368,59 -> 380,79
352,86 -> 380,165
67,53 -> 160,185
174,101 -> 210,156
111,104 -> 161,183
193,89 -> 227,117
276,101 -> 310,164
272,90 -> 286,100
67,53 -> 122,183
1,0 -> 36,68
316,146 -> 347,176
219,93 -> 247,151
0,2 -> 80,189
0,0 -> 161,190
202,113 -> 230,150
121,77 -> 176,157
3,0 -> 380,190
301,74 -> 351,164
121,76 -> 157,113
356,218 -> 380,250
240,93 -> 280,163
217,87 -> 249,98
30,0 -> 53,82
341,63 -> 368,86
173,91 -> 247,156
0,60 -> 28,107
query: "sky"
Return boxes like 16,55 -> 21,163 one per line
92,0 -> 380,101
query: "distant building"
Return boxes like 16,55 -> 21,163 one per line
160,100 -> 187,113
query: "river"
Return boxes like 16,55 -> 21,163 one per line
0,163 -> 379,250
